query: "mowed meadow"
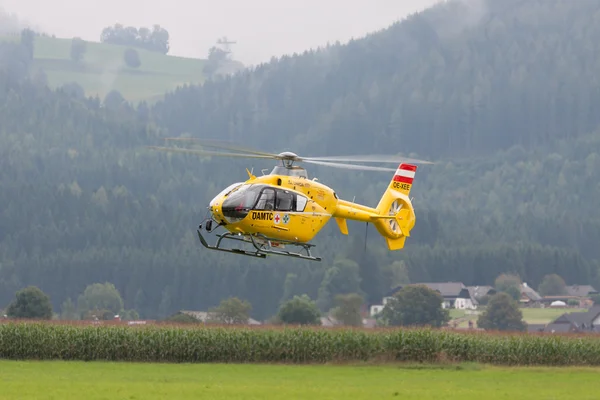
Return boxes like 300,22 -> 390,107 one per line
448,308 -> 588,328
1,361 -> 599,400
0,34 -> 206,102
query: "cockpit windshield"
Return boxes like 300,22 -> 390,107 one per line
221,184 -> 266,221
209,182 -> 243,207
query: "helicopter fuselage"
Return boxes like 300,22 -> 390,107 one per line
208,171 -> 339,243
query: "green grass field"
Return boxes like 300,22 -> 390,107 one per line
521,307 -> 586,323
0,34 -> 210,102
0,361 -> 597,399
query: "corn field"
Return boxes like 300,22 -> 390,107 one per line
1,321 -> 599,365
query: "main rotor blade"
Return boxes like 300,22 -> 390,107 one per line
147,146 -> 278,160
303,159 -> 397,172
164,138 -> 278,157
303,154 -> 434,165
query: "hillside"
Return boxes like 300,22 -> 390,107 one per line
1,0 -> 600,321
152,0 -> 600,159
0,33 -> 212,102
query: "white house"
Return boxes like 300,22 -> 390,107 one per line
370,282 -> 477,316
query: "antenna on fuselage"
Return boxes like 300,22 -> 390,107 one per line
364,222 -> 368,252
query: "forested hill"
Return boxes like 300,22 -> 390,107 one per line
2,0 -> 600,321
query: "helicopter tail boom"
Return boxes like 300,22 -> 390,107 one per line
333,202 -> 378,225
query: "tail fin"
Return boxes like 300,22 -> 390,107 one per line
390,163 -> 416,196
373,163 -> 418,250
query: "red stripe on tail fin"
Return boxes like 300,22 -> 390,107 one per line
393,175 -> 414,184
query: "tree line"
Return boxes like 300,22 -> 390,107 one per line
5,279 -> 533,334
100,23 -> 170,54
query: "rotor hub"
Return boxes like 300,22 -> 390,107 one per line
278,151 -> 299,168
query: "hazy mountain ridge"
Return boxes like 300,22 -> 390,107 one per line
151,0 -> 600,159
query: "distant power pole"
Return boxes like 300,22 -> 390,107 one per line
216,36 -> 236,58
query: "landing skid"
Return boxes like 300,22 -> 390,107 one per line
197,222 -> 322,262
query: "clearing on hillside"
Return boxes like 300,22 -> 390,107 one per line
1,34 -> 213,102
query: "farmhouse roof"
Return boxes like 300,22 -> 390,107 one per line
545,305 -> 600,333
467,285 -> 496,299
520,283 -> 542,301
544,321 -> 579,333
565,285 -> 598,297
385,282 -> 472,300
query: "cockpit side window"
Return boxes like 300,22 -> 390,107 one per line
254,188 -> 276,210
275,190 -> 293,211
295,194 -> 308,212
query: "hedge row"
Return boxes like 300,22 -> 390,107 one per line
1,322 -> 600,365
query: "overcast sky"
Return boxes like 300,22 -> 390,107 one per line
0,0 -> 441,65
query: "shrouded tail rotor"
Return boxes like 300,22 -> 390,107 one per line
388,200 -> 403,234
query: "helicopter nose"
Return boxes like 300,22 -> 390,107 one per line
209,194 -> 219,208
208,196 -> 226,223
208,194 -> 221,214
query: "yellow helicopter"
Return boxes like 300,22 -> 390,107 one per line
149,138 -> 433,262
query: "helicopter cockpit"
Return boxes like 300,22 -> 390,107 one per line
220,183 -> 308,223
